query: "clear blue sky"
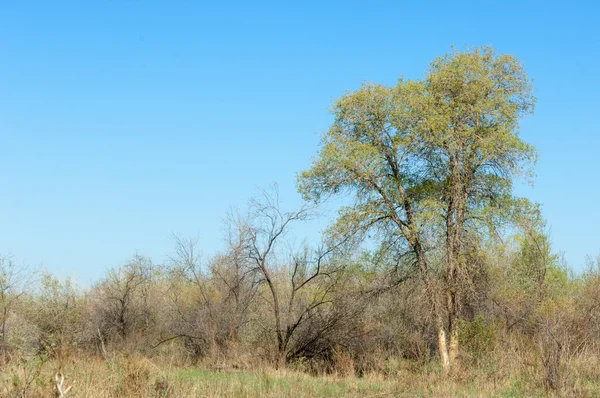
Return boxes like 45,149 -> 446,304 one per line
1,1 -> 598,282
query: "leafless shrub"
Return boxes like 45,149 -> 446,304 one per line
0,255 -> 35,364
89,255 -> 155,351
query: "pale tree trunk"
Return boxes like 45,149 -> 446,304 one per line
445,233 -> 461,366
436,316 -> 451,372
417,260 -> 456,373
435,294 -> 459,372
414,241 -> 453,372
447,288 -> 460,364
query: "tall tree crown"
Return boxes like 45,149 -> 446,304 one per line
298,47 -> 537,249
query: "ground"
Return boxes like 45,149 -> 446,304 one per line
5,355 -> 588,397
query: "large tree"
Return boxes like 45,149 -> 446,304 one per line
298,47 -> 537,371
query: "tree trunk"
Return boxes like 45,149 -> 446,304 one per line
263,268 -> 285,368
276,344 -> 286,369
444,156 -> 466,368
447,288 -> 460,364
436,317 -> 451,372
413,241 -> 453,372
449,317 -> 459,363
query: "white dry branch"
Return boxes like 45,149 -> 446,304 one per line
53,372 -> 72,397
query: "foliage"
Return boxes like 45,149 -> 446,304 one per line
458,315 -> 496,361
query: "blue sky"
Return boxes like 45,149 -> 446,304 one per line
1,1 -> 598,282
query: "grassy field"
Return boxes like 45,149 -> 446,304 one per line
4,355 -> 593,397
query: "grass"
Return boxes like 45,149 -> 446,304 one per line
1,354 -> 599,397
169,368 -> 386,397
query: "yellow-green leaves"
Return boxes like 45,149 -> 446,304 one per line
298,46 -> 537,262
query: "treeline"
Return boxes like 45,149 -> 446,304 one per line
0,196 -> 599,391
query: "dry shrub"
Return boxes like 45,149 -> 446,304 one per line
458,315 -> 497,365
331,346 -> 355,377
153,377 -> 172,398
1,354 -> 48,397
354,348 -> 387,377
114,355 -> 153,397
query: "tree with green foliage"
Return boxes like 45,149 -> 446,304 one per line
298,47 -> 537,371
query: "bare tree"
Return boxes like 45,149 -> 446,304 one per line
229,186 -> 352,366
92,254 -> 153,345
0,255 -> 34,363
158,234 -> 259,360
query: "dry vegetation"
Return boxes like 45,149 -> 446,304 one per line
1,215 -> 600,397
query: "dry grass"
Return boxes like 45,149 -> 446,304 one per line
1,353 -> 600,397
